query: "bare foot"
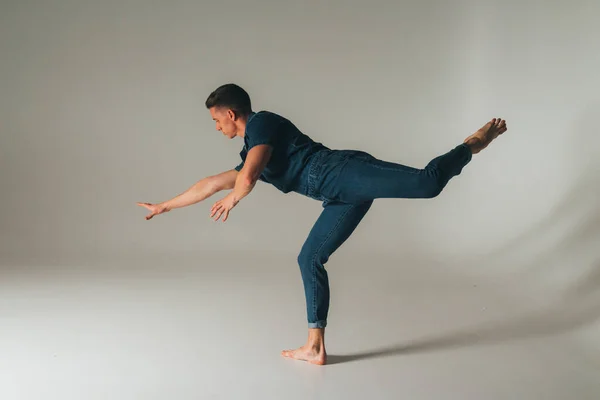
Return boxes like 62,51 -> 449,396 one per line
281,344 -> 327,365
464,118 -> 508,154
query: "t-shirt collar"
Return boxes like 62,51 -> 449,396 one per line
243,111 -> 257,147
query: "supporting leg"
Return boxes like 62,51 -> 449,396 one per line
281,200 -> 373,365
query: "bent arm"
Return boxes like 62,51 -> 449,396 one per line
162,169 -> 238,211
230,144 -> 272,203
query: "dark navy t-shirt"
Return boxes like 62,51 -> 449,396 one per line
234,111 -> 328,193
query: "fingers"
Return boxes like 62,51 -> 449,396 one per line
138,202 -> 155,220
213,208 -> 224,221
210,202 -> 221,217
211,204 -> 230,222
211,202 -> 223,220
209,198 -> 233,222
211,199 -> 222,212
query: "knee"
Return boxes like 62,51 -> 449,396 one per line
297,248 -> 316,271
297,247 -> 328,270
425,184 -> 443,198
297,249 -> 310,267
420,175 -> 444,198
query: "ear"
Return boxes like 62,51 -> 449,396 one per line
227,109 -> 237,121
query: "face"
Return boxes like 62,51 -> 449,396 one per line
209,107 -> 238,138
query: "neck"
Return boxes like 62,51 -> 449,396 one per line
236,112 -> 253,138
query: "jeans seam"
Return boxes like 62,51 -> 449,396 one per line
307,150 -> 327,199
310,203 -> 355,324
359,157 -> 422,174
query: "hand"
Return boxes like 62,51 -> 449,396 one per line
210,192 -> 239,222
136,202 -> 169,220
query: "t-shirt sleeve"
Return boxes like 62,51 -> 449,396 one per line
245,112 -> 281,150
234,161 -> 244,171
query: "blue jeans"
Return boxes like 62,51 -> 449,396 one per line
298,143 -> 473,328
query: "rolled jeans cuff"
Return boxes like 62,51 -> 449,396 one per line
308,320 -> 327,329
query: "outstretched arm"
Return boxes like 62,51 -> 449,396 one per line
165,169 -> 240,210
137,169 -> 238,220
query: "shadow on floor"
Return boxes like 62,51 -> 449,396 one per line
329,136 -> 600,365
327,279 -> 600,364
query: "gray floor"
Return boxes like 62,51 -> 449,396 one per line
1,250 -> 599,400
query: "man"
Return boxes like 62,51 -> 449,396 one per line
137,83 -> 507,366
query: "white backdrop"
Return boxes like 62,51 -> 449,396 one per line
1,0 -> 598,281
2,2 -> 600,398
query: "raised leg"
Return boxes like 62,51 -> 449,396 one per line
318,118 -> 507,205
318,143 -> 471,204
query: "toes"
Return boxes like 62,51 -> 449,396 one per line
281,349 -> 300,359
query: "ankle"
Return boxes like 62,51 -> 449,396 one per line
308,344 -> 324,354
464,138 -> 480,153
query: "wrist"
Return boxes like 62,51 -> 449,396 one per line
230,191 -> 243,204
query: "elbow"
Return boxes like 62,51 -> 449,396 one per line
243,176 -> 258,187
239,172 -> 258,188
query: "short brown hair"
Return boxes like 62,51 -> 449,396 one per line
205,83 -> 252,118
